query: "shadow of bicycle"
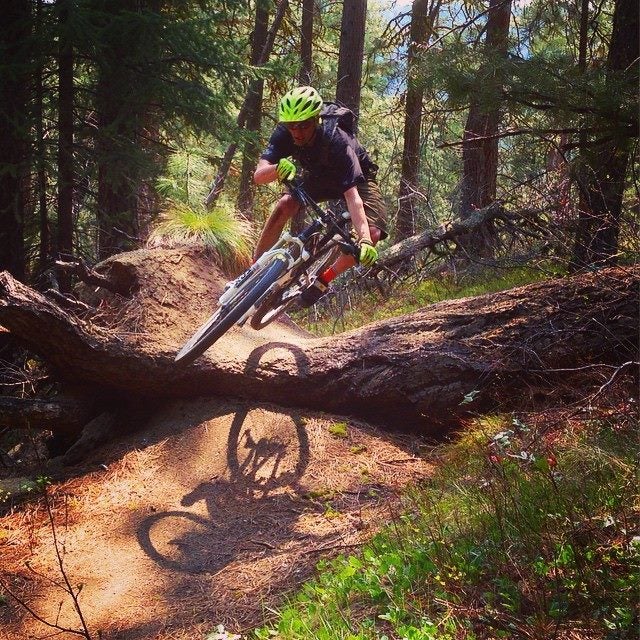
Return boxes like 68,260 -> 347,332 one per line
137,342 -> 325,574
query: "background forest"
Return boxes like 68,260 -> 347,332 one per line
0,2 -> 639,640
1,0 -> 638,289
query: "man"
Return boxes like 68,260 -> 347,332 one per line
253,86 -> 387,307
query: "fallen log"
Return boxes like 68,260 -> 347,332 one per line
0,256 -> 636,431
372,202 -> 547,274
0,396 -> 94,433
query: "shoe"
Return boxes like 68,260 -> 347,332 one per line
299,279 -> 329,308
220,268 -> 253,304
223,265 -> 255,293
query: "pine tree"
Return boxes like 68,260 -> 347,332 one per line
56,0 -> 75,289
0,0 -> 31,281
572,0 -> 639,266
395,0 -> 441,242
336,0 -> 367,120
237,0 -> 271,217
299,0 -> 315,85
459,0 -> 512,258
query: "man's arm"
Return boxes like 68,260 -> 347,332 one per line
343,186 -> 372,244
254,158 -> 279,185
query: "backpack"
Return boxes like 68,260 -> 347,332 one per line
320,101 -> 357,137
319,101 -> 358,165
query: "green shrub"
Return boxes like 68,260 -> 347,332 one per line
253,409 -> 639,639
148,200 -> 253,265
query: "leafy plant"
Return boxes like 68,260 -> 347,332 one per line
252,406 -> 639,639
328,422 -> 349,438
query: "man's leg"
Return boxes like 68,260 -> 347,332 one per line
320,178 -> 387,280
322,225 -> 382,279
299,179 -> 387,307
254,194 -> 300,260
298,224 -> 382,308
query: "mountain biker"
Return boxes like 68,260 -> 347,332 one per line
253,85 -> 388,307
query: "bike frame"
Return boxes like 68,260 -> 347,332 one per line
174,182 -> 361,364
219,182 -> 358,327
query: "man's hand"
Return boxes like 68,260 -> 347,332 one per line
358,239 -> 378,266
276,158 -> 296,182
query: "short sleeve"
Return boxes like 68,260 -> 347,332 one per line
261,125 -> 294,164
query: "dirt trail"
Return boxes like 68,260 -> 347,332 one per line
0,248 -> 433,639
1,400 -> 432,639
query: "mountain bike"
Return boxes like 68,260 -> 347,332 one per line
174,181 -> 360,365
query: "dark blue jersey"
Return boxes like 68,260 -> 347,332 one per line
261,124 -> 377,198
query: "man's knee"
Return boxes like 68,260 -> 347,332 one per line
370,225 -> 383,245
272,194 -> 299,223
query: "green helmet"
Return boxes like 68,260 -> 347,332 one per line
278,86 -> 323,123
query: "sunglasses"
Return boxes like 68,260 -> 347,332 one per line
285,120 -> 315,131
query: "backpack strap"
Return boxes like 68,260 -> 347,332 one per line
318,101 -> 357,165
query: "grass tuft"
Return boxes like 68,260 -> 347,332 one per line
148,199 -> 254,267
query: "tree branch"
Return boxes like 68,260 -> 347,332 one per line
56,258 -> 132,297
0,396 -> 95,434
371,201 -> 541,273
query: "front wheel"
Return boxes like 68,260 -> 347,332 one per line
175,258 -> 287,365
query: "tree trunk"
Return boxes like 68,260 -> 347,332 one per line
571,0 -> 601,268
374,201 -> 509,273
395,0 -> 440,242
236,0 -> 270,217
35,0 -> 51,280
0,0 -> 30,282
205,0 -> 289,208
56,0 -> 74,290
95,0 -> 149,260
335,0 -> 367,121
459,0 -> 512,258
299,0 -> 315,85
571,0 -> 639,268
0,256 -> 636,432
289,0 -> 317,234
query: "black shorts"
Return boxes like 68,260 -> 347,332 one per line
304,179 -> 388,240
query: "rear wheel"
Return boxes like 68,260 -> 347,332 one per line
175,258 -> 287,365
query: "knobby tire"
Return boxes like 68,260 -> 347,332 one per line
175,258 -> 287,365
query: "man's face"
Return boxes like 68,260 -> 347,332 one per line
285,118 -> 317,146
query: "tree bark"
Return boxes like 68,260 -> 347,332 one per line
56,0 -> 74,290
289,0 -> 317,234
0,260 -> 636,432
395,0 -> 440,242
373,201 -> 509,273
459,0 -> 512,258
95,0 -> 141,260
571,0 -> 639,268
236,0 -> 270,217
335,0 -> 367,122
35,0 -> 51,280
0,0 -> 31,282
299,0 -> 315,85
0,396 -> 94,434
205,0 -> 289,208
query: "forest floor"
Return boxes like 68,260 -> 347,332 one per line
0,248 -> 436,640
